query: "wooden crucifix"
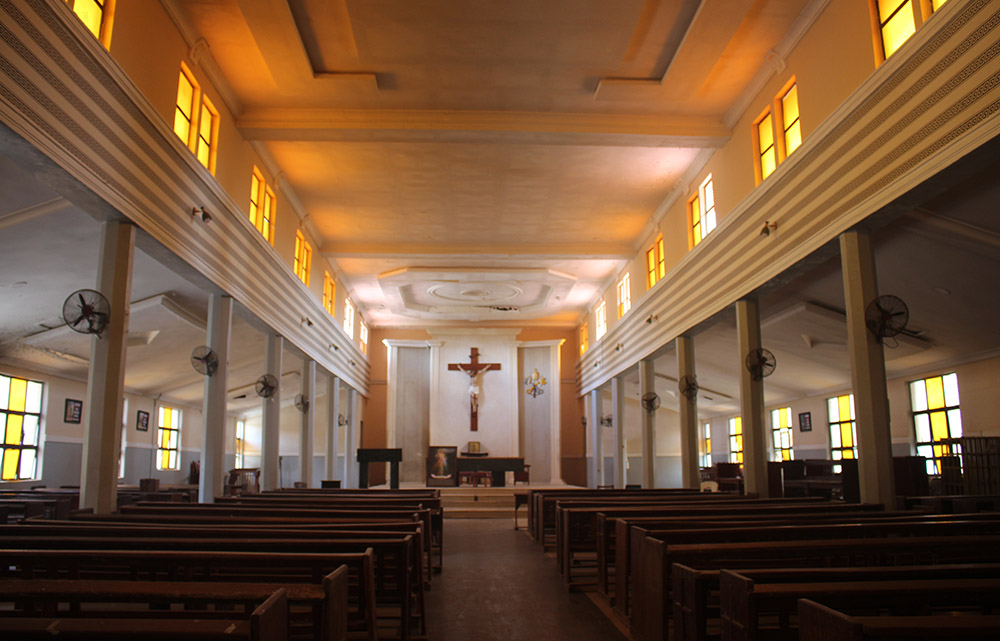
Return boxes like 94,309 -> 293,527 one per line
447,347 -> 501,431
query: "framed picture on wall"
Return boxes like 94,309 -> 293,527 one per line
64,399 -> 83,424
426,446 -> 458,487
798,411 -> 812,432
136,410 -> 150,432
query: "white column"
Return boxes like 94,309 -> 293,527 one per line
677,335 -> 700,490
326,375 -> 340,482
612,376 -> 626,488
260,334 -> 282,491
736,298 -> 769,497
384,341 -> 400,449
639,358 -> 656,488
507,340 -> 520,456
299,359 -> 316,487
199,294 -> 232,504
81,220 -> 134,514
427,340 -> 443,444
588,389 -> 601,488
344,387 -> 360,488
841,229 -> 896,505
548,339 -> 564,484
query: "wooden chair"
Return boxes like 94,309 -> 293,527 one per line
224,468 -> 261,496
513,464 -> 530,485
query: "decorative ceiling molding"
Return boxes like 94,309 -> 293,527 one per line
379,267 -> 576,322
321,242 -> 635,259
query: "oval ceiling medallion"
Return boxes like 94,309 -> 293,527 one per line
427,282 -> 522,303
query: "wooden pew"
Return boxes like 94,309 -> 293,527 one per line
0,533 -> 420,641
0,568 -> 347,641
629,533 -> 1000,641
0,523 -> 425,629
213,494 -> 443,572
0,548 -> 380,641
798,598 -> 1000,641
721,568 -> 1000,641
560,500 -> 870,593
0,586 -> 288,641
115,501 -> 438,579
527,489 -> 708,545
674,563 -> 1000,641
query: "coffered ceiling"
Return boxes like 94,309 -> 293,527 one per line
168,0 -> 816,326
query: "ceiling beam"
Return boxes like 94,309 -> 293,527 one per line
237,108 -> 730,146
320,242 -> 636,259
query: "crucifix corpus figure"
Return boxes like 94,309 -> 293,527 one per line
447,347 -> 501,431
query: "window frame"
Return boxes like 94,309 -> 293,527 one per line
66,0 -> 115,48
323,271 -> 336,316
293,229 -> 312,286
770,407 -> 794,461
827,393 -> 858,462
343,299 -> 356,339
580,322 -> 589,356
728,416 -> 743,464
595,301 -> 607,340
700,421 -> 712,469
616,273 -> 631,318
909,372 -> 962,475
0,373 -> 44,481
155,405 -> 181,472
195,96 -> 219,174
173,63 -> 200,152
753,78 -> 800,185
646,234 -> 665,289
869,0 -> 948,66
689,175 -> 716,248
235,418 -> 246,469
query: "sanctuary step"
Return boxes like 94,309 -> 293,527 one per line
440,486 -> 522,519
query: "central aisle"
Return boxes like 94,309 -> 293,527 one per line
424,518 -> 629,641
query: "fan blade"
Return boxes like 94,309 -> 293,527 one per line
78,293 -> 87,307
70,313 -> 88,328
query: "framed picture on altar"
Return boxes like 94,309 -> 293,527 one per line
468,441 -> 481,454
426,446 -> 458,487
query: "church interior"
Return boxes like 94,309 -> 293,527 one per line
1,0 -> 1000,638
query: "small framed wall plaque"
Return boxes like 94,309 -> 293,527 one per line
798,411 -> 813,432
136,410 -> 150,432
64,399 -> 83,424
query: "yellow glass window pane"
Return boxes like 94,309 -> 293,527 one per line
881,2 -> 916,58
842,449 -> 854,459
925,376 -> 945,409
172,112 -> 190,143
691,196 -> 700,225
2,450 -> 19,480
931,0 -> 948,9
7,378 -> 26,413
757,115 -> 774,151
657,237 -> 665,278
199,103 -> 214,141
930,411 -> 949,441
785,121 -> 801,155
72,0 -> 104,38
760,149 -> 776,179
160,450 -> 170,470
841,422 -> 854,447
196,141 -> 210,167
176,73 -> 194,117
6,414 -> 23,445
782,86 -> 799,129
838,395 -> 851,422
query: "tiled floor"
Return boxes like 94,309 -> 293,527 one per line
424,518 -> 629,641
